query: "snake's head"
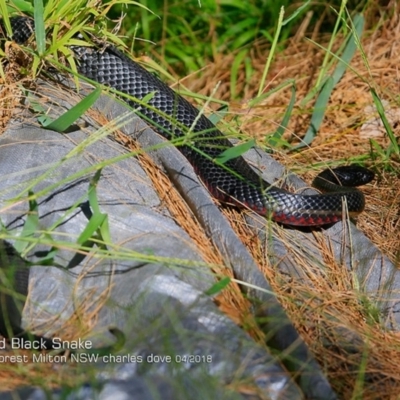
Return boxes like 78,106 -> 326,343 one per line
317,165 -> 375,188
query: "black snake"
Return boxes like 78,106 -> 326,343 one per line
7,15 -> 374,227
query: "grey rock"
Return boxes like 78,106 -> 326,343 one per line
0,87 -> 304,399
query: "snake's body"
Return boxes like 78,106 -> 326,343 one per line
8,16 -> 374,227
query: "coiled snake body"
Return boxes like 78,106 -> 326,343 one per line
8,16 -> 374,226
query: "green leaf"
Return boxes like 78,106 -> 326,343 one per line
215,139 -> 255,164
258,6 -> 284,98
268,83 -> 296,146
208,106 -> 228,125
33,0 -> 45,55
295,14 -> 364,149
282,0 -> 310,26
76,213 -> 106,247
0,4 -> 11,37
83,171 -> 106,248
370,88 -> 399,156
32,246 -> 59,264
87,169 -> 112,246
14,191 -> 39,253
42,86 -> 101,132
205,276 -> 231,296
88,169 -> 102,216
230,49 -> 249,100
299,76 -> 334,147
10,0 -> 33,13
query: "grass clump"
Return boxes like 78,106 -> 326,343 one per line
110,0 -> 371,75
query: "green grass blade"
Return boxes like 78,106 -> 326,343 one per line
33,0 -> 45,55
257,2 -> 309,99
295,14 -> 364,149
297,76 -> 334,148
14,191 -> 39,253
216,139 -> 255,164
76,213 -> 107,247
40,86 -> 101,132
9,0 -> 34,14
249,79 -> 295,108
208,106 -> 228,125
230,49 -> 249,100
332,14 -> 364,84
282,0 -> 310,26
351,343 -> 369,399
258,6 -> 284,98
88,169 -> 112,245
0,3 -> 11,37
88,169 -> 102,216
268,82 -> 296,147
370,88 -> 400,156
205,276 -> 231,296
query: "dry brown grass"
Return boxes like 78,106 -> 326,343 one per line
115,129 -> 262,337
173,8 -> 400,399
180,8 -> 400,267
74,13 -> 400,396
226,207 -> 400,399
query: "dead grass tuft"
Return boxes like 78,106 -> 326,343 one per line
181,9 -> 399,266
226,208 -> 400,398
173,8 -> 400,399
175,11 -> 400,397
